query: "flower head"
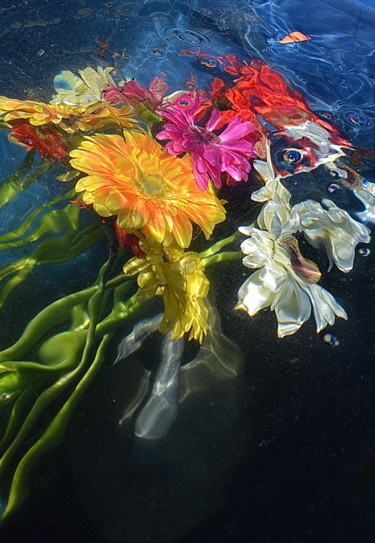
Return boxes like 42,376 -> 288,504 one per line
236,201 -> 347,337
0,96 -> 135,134
288,198 -> 371,272
9,120 -> 69,161
70,131 -> 226,248
156,93 -> 257,190
123,241 -> 210,342
103,76 -> 169,110
222,56 -> 352,173
51,66 -> 117,106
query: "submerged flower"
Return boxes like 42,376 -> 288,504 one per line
236,202 -> 347,337
9,120 -> 69,160
156,94 -> 257,190
70,131 -> 226,247
123,241 -> 210,342
103,76 -> 169,110
287,198 -> 371,272
222,56 -> 352,175
51,66 -> 117,106
0,96 -> 135,133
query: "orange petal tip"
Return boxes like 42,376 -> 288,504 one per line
279,32 -> 311,44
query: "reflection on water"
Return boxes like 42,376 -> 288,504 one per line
69,303 -> 246,542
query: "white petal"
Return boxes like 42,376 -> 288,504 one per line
355,182 -> 375,224
294,199 -> 371,272
236,271 -> 275,316
273,278 -> 311,337
301,283 -> 347,332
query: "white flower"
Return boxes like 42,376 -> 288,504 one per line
251,141 -> 292,206
237,202 -> 347,338
288,199 -> 371,272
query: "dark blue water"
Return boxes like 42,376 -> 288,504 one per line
0,1 -> 374,542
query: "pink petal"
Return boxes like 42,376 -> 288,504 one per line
202,145 -> 221,166
220,117 -> 255,142
207,109 -> 221,131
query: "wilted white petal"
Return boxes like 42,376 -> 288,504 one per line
301,283 -> 347,332
355,181 -> 375,224
257,197 -> 291,234
253,159 -> 275,185
260,259 -> 288,292
241,230 -> 273,268
252,141 -> 292,205
283,121 -> 347,168
236,271 -> 275,316
273,279 -> 312,337
293,199 -> 371,272
238,225 -> 256,236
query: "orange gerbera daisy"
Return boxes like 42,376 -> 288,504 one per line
70,131 -> 226,248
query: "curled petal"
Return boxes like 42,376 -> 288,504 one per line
292,199 -> 371,272
273,279 -> 312,338
236,270 -> 275,316
302,283 -> 347,332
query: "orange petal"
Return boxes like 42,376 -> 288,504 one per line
279,31 -> 311,44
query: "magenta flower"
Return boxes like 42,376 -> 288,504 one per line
102,77 -> 168,110
156,94 -> 257,190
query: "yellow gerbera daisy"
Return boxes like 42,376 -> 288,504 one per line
124,241 -> 210,342
70,131 -> 226,248
0,97 -> 134,133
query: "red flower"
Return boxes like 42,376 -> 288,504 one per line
10,120 -> 69,161
223,56 -> 351,150
114,223 -> 143,256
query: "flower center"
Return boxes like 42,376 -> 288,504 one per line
279,236 -> 321,283
191,126 -> 219,144
138,171 -> 165,194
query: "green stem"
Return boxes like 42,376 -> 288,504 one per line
0,189 -> 76,245
0,273 -> 133,360
0,157 -> 54,210
198,231 -> 241,259
0,257 -> 118,512
1,333 -> 111,521
202,250 -> 241,267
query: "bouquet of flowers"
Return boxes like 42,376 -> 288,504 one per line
0,55 -> 372,521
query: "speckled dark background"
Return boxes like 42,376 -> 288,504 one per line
0,1 -> 374,542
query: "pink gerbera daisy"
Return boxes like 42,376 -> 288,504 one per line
156,94 -> 257,190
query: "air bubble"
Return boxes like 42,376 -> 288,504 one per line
327,183 -> 340,193
323,333 -> 339,347
344,111 -> 373,128
283,149 -> 303,164
358,247 -> 370,257
316,110 -> 334,120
